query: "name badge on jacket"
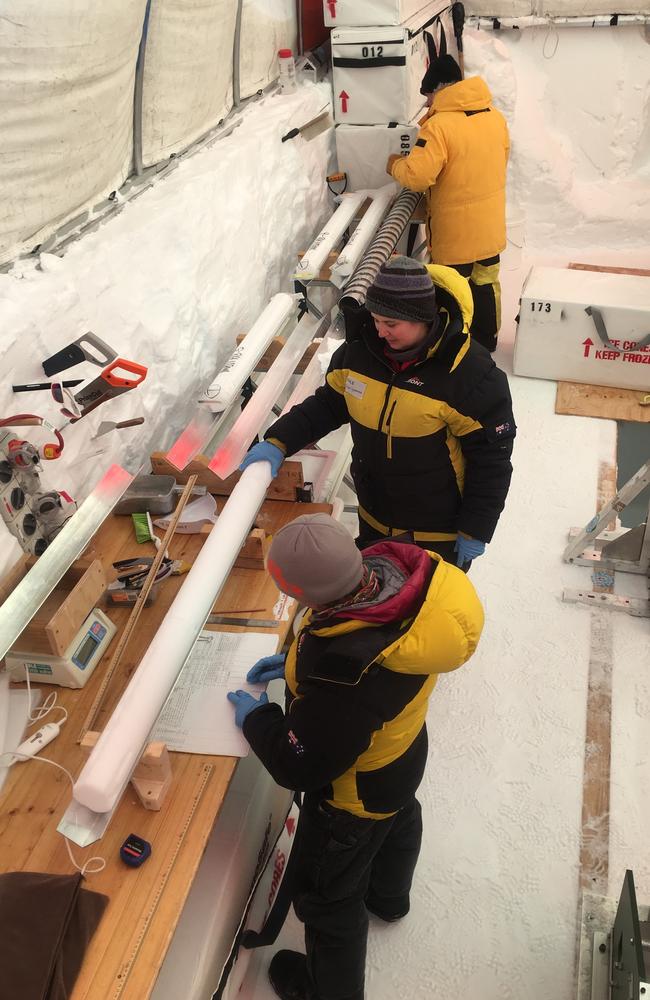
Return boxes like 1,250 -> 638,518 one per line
345,375 -> 367,400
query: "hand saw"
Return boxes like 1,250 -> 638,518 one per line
74,358 -> 148,410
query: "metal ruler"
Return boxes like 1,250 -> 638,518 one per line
110,762 -> 214,1000
78,476 -> 198,741
206,614 -> 279,628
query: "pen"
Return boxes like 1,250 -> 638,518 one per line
12,380 -> 84,392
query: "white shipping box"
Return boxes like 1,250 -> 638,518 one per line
336,120 -> 421,190
513,266 -> 650,391
332,2 -> 447,125
324,0 -> 432,27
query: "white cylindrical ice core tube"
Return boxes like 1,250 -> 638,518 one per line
198,293 -> 296,412
281,333 -> 338,413
294,192 -> 367,280
72,462 -> 273,815
330,184 -> 397,288
208,311 -> 325,480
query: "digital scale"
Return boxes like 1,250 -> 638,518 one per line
6,608 -> 116,689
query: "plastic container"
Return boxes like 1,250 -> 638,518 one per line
114,475 -> 206,516
278,49 -> 297,94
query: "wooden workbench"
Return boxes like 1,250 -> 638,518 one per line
0,497 -> 331,1000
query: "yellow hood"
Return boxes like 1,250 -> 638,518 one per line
432,76 -> 493,114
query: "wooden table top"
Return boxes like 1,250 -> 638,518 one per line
0,497 -> 330,1000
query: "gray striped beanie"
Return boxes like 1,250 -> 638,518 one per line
365,256 -> 437,324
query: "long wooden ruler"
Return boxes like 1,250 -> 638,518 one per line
78,475 -> 198,741
111,762 -> 214,1000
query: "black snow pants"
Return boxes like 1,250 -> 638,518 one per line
292,793 -> 423,1000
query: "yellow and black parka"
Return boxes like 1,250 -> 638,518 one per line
266,265 -> 515,544
242,549 -> 484,819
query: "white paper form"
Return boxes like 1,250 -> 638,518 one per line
151,630 -> 279,757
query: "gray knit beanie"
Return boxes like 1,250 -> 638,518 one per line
266,513 -> 363,607
364,256 -> 437,324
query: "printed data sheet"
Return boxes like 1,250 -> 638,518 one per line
152,629 -> 278,757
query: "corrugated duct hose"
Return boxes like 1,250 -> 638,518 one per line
339,189 -> 423,313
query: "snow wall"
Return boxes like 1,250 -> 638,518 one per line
0,83 -> 334,577
0,0 -> 300,264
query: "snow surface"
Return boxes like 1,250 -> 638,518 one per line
0,25 -> 648,1000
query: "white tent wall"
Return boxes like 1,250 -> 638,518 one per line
239,0 -> 298,99
0,0 -> 147,266
464,26 -> 650,253
0,83 -> 334,579
140,0 -> 239,168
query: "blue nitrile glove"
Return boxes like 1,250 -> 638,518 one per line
239,441 -> 284,478
455,534 -> 486,568
227,689 -> 269,728
246,653 -> 286,685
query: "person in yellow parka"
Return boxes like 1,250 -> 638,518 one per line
386,55 -> 510,353
227,513 -> 484,1000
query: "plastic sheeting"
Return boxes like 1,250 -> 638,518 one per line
239,0 -> 298,100
0,0 -> 147,266
140,0 -> 239,168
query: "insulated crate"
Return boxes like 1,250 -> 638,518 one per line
324,0 -> 434,27
513,266 -> 650,391
331,2 -> 449,125
335,120 -> 421,191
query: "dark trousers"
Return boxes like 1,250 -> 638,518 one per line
450,255 -> 501,352
292,794 -> 423,1000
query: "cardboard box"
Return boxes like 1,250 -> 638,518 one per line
335,119 -> 421,190
513,266 -> 650,390
324,0 -> 433,27
332,2 -> 448,125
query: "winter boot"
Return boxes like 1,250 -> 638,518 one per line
364,890 -> 410,922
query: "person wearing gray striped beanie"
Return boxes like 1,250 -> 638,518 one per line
365,255 -> 439,360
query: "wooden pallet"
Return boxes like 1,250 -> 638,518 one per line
555,382 -> 650,424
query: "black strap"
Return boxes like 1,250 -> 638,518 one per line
333,56 -> 406,68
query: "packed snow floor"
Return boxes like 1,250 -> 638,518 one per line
238,247 -> 650,1000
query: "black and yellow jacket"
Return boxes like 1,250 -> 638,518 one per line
243,543 -> 484,819
266,265 -> 515,545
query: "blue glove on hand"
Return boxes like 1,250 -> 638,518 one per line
454,534 -> 486,568
239,441 -> 284,478
227,689 -> 269,728
246,653 -> 286,685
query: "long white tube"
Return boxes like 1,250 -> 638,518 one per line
73,462 -> 272,815
198,293 -> 296,412
208,311 -> 325,479
330,184 -> 398,288
166,293 -> 296,470
294,192 -> 367,281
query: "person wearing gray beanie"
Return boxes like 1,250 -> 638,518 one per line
240,254 -> 515,572
227,516 -> 485,1000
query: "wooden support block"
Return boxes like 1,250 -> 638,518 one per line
235,334 -> 321,373
150,451 -> 304,501
81,733 -> 173,811
234,527 -> 270,570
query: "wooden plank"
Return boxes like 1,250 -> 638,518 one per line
235,334 -> 321,373
150,451 -> 305,502
579,457 -> 617,892
556,381 -> 650,424
569,261 -> 650,278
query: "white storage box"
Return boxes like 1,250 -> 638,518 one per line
336,120 -> 421,190
324,0 -> 433,27
514,267 -> 650,391
332,2 -> 448,125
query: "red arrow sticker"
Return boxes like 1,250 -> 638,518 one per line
327,0 -> 337,16
582,337 -> 593,358
339,90 -> 349,113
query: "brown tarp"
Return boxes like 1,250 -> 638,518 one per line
0,871 -> 108,1000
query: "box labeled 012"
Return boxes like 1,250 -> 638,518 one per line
331,2 -> 449,125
